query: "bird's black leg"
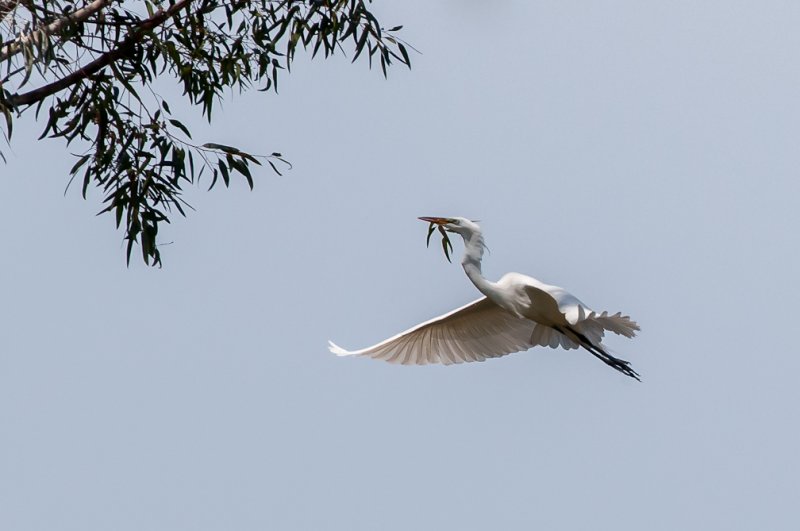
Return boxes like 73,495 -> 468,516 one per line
556,326 -> 641,381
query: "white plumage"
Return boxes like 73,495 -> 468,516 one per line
329,217 -> 640,379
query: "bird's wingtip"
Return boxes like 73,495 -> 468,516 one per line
328,340 -> 351,356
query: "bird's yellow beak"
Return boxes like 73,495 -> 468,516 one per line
418,216 -> 451,225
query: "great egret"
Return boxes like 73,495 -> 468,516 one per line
329,217 -> 640,380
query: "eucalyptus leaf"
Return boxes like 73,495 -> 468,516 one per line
426,222 -> 436,247
424,222 -> 454,263
439,226 -> 454,263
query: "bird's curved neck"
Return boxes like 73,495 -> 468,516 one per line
461,231 -> 501,301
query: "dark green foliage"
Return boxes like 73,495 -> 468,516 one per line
0,0 -> 409,265
425,222 -> 453,263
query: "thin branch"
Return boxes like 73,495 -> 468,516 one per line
0,0 -> 19,23
8,0 -> 192,107
0,0 -> 111,61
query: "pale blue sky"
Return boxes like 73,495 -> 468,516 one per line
2,2 -> 800,530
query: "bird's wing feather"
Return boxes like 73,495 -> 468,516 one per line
328,297 -> 536,365
591,311 -> 640,337
571,311 -> 640,346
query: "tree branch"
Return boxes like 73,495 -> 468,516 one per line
0,0 -> 20,23
0,0 -> 111,61
8,0 -> 192,108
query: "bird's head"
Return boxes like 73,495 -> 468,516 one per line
418,216 -> 480,238
419,216 -> 487,263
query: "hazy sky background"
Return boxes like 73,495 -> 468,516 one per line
2,1 -> 799,529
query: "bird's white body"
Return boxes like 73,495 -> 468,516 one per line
488,272 -> 585,326
329,217 -> 640,378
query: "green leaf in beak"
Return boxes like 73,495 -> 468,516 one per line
426,222 -> 436,247
423,221 -> 454,263
439,225 -> 453,263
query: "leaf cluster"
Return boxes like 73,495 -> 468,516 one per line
425,221 -> 454,263
0,0 -> 410,265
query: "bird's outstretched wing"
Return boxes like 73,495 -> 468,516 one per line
328,297 -> 536,365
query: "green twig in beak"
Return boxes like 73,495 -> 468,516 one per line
439,226 -> 453,263
424,222 -> 454,263
426,222 -> 437,248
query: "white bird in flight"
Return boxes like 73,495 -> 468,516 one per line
329,217 -> 640,380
